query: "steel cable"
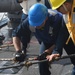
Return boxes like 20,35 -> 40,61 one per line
0,54 -> 75,70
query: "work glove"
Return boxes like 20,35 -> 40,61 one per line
36,52 -> 50,60
14,50 -> 26,62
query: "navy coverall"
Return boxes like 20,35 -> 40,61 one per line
12,11 -> 68,75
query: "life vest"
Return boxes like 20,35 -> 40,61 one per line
66,0 -> 75,45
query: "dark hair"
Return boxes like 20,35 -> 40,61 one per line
66,0 -> 73,3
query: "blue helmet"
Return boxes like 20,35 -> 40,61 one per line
28,3 -> 48,26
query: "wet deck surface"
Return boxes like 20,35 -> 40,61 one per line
0,26 -> 73,75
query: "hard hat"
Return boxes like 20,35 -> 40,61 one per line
50,0 -> 66,10
28,3 -> 48,26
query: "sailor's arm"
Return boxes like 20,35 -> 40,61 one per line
46,17 -> 69,61
13,37 -> 21,51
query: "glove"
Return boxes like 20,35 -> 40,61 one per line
37,52 -> 49,60
14,50 -> 26,62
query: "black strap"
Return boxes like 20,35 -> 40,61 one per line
45,0 -> 51,9
36,0 -> 41,2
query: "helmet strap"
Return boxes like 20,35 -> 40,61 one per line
62,4 -> 68,12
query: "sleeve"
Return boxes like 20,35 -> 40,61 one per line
52,14 -> 69,55
12,22 -> 25,38
12,19 -> 31,49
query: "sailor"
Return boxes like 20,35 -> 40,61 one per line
16,0 -> 51,21
6,10 -> 22,44
12,3 -> 67,75
47,0 -> 75,75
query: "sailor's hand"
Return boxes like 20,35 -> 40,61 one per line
14,50 -> 26,62
46,54 -> 60,61
36,52 -> 50,60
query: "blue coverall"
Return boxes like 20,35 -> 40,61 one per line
12,11 -> 68,75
